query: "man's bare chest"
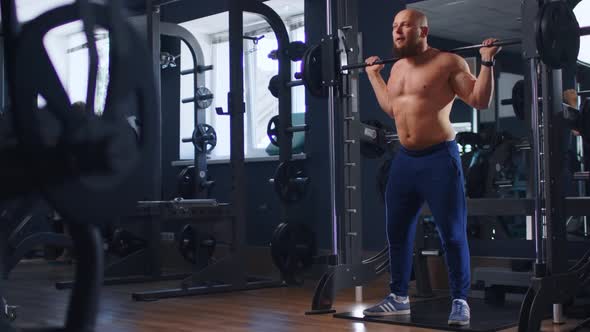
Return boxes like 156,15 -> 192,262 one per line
388,64 -> 451,96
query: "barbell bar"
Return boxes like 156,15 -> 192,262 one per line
345,22 -> 590,72
341,38 -> 522,71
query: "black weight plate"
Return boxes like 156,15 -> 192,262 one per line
360,120 -> 386,159
301,44 -> 327,98
456,131 -> 484,151
178,224 -> 197,264
268,75 -> 280,98
536,1 -> 580,69
193,123 -> 217,153
267,115 -> 279,146
270,222 -> 316,284
177,224 -> 215,266
9,4 -> 158,226
286,41 -> 307,62
273,161 -> 308,204
511,80 -> 525,121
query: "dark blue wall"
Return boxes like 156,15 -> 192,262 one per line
356,1 -> 405,250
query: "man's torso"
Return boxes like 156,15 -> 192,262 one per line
387,50 -> 459,150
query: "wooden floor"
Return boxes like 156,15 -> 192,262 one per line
2,260 -> 584,332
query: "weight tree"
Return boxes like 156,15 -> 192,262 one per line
129,0 -> 289,301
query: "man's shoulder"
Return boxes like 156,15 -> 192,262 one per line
390,59 -> 405,74
434,51 -> 467,71
435,51 -> 464,63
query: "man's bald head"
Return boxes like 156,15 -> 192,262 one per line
392,9 -> 429,58
395,9 -> 428,28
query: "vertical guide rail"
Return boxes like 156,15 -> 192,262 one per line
307,0 -> 386,315
337,0 -> 363,286
326,0 -> 339,262
529,59 -> 545,272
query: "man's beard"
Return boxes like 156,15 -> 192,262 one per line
393,41 -> 421,58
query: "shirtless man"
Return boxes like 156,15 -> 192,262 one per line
361,9 -> 500,326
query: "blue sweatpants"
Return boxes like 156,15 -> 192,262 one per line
385,140 -> 470,300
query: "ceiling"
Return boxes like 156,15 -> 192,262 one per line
407,0 -> 522,53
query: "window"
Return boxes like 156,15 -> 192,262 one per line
244,20 -> 305,153
178,2 -> 305,161
574,0 -> 590,66
41,21 -> 109,112
65,30 -> 110,114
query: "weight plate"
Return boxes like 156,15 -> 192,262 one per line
9,4 -> 158,226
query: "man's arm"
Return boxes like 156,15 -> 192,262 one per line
449,55 -> 494,110
365,56 -> 393,117
367,71 -> 392,117
450,38 -> 500,110
563,89 -> 578,108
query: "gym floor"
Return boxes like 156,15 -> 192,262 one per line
5,260 -> 581,332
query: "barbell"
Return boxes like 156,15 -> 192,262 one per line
271,1 -> 588,99
342,38 -> 522,71
347,1 -> 583,71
